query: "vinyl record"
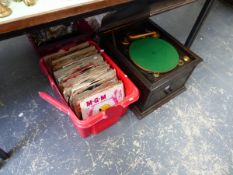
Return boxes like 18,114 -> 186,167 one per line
129,38 -> 179,73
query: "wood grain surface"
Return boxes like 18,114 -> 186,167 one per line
0,0 -> 131,34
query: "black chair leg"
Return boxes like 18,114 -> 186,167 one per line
0,148 -> 10,160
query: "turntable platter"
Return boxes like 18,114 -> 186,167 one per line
129,38 -> 179,73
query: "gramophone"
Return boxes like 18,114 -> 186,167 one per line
99,1 -> 202,118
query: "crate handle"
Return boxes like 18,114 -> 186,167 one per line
39,92 -> 71,116
39,59 -> 49,76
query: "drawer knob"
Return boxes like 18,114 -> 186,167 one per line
164,85 -> 173,94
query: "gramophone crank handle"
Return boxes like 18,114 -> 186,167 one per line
128,31 -> 159,40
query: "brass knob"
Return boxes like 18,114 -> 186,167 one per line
178,60 -> 184,66
183,56 -> 190,62
153,72 -> 160,78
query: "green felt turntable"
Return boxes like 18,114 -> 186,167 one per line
129,38 -> 179,74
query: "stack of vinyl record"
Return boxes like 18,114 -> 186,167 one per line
44,41 -> 124,120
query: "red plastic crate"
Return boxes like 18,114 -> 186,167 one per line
39,40 -> 139,138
